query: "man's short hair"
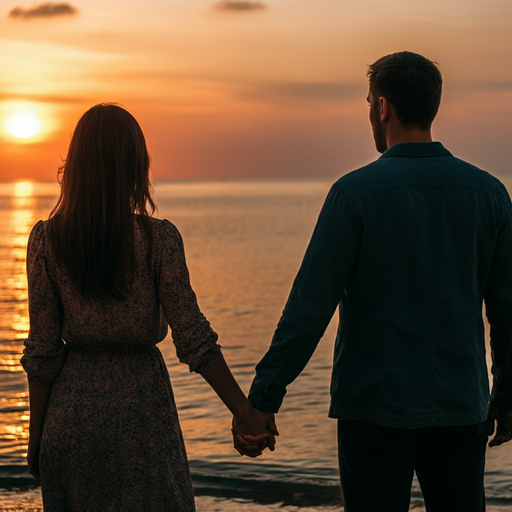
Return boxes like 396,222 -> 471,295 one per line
367,51 -> 442,130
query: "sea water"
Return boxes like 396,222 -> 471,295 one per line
1,179 -> 512,511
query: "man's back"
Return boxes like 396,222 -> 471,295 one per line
329,141 -> 512,427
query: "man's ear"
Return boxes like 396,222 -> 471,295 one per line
379,96 -> 391,122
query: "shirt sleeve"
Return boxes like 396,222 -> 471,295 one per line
485,188 -> 512,410
248,183 -> 360,412
20,221 -> 66,388
157,219 -> 223,373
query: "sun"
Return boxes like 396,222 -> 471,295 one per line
14,181 -> 34,197
5,112 -> 43,139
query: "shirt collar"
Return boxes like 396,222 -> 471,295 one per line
379,142 -> 452,159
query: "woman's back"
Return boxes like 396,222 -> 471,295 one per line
23,208 -> 221,512
21,104 -> 271,511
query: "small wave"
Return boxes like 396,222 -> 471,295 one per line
0,466 -> 38,492
190,460 -> 342,506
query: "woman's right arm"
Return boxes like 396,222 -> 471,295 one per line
200,358 -> 277,456
21,222 -> 66,478
156,221 -> 274,454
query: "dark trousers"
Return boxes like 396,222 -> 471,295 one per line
337,419 -> 488,512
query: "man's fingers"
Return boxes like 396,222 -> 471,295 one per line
489,435 -> 512,447
489,430 -> 512,447
268,421 -> 279,436
267,432 -> 276,451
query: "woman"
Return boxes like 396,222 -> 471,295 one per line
21,104 -> 274,511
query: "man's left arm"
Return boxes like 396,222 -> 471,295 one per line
248,183 -> 361,414
485,187 -> 512,446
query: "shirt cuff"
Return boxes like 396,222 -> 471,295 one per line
248,382 -> 282,413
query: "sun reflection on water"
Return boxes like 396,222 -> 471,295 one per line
7,193 -> 34,341
0,184 -> 37,460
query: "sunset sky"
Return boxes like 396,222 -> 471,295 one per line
1,0 -> 511,181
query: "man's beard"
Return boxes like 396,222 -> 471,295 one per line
370,105 -> 387,154
373,122 -> 387,154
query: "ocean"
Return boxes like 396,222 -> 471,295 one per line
1,178 -> 512,511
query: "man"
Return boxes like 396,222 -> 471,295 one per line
238,52 -> 512,510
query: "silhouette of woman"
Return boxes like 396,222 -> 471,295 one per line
21,104 -> 275,511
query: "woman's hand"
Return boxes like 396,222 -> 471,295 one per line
27,434 -> 41,481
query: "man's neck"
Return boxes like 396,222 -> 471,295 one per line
386,126 -> 433,150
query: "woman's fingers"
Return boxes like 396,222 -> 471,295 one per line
27,457 -> 41,481
238,433 -> 268,443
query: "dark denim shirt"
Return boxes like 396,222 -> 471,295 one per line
248,142 -> 512,428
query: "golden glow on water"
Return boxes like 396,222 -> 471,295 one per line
0,356 -> 23,372
6,195 -> 34,342
0,183 -> 54,465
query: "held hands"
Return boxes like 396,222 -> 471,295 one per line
488,403 -> 512,447
232,407 -> 278,457
197,358 -> 278,458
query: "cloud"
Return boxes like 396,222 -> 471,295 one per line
237,82 -> 367,103
213,1 -> 266,12
264,82 -> 365,101
0,92 -> 88,104
9,3 -> 78,19
451,81 -> 512,92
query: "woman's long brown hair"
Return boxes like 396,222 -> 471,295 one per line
47,104 -> 156,299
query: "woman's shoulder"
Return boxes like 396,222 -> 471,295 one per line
26,220 -> 49,265
28,220 -> 47,248
150,217 -> 182,240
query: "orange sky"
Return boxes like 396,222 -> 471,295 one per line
1,0 -> 511,181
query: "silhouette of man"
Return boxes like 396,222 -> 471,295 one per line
240,52 -> 512,511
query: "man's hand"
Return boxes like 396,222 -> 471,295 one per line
488,403 -> 512,447
232,408 -> 278,457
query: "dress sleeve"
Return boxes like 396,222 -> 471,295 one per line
157,220 -> 223,373
20,221 -> 66,388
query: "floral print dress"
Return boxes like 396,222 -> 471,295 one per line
21,218 -> 223,512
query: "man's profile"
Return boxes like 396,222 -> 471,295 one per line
239,52 -> 512,511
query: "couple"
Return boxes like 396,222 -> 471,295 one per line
22,51 -> 512,512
